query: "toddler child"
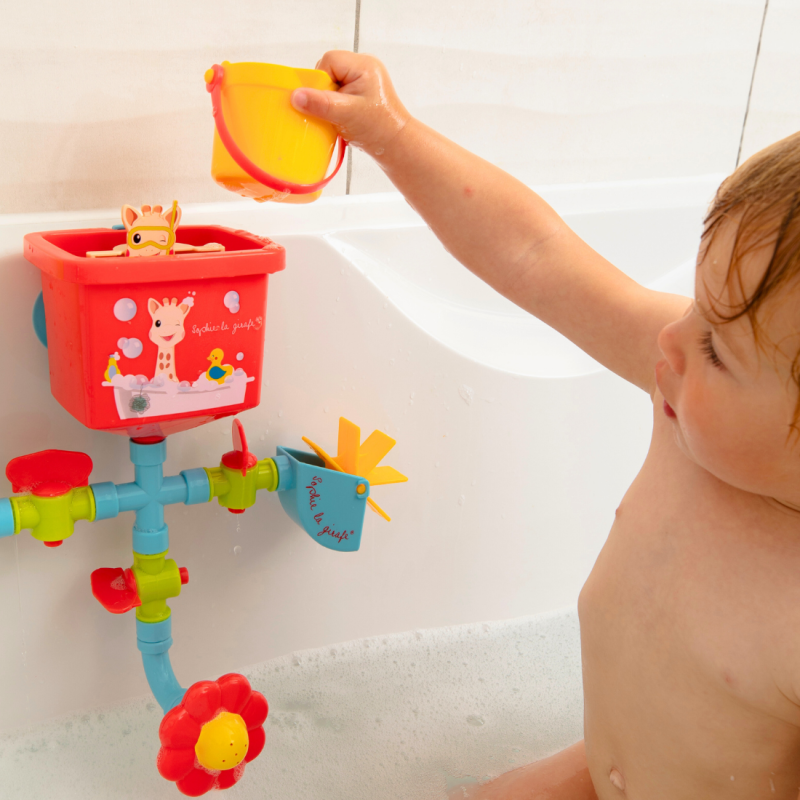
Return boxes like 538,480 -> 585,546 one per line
292,52 -> 800,799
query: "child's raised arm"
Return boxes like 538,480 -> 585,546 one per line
292,51 -> 690,394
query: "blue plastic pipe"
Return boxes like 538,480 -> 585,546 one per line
90,440 -> 211,555
91,438 -> 210,714
136,617 -> 186,714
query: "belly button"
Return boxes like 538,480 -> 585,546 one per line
609,769 -> 625,792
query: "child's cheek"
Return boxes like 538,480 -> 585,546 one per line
678,377 -> 776,491
677,377 -> 735,468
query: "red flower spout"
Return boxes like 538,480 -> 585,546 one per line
157,673 -> 268,796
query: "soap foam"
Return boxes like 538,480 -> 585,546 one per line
0,607 -> 581,799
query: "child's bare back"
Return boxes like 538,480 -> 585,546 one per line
293,52 -> 800,798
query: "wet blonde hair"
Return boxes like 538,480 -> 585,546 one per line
701,131 -> 800,430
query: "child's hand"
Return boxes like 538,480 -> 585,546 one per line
291,51 -> 411,157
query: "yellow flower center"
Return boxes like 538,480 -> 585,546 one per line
195,712 -> 249,771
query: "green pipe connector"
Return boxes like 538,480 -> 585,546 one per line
132,551 -> 186,623
205,457 -> 279,513
10,486 -> 96,545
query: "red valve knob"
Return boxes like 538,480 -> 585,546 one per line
91,567 -> 142,614
221,419 -> 257,477
6,450 -> 93,498
179,567 -> 189,585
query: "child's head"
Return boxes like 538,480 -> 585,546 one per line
656,132 -> 800,507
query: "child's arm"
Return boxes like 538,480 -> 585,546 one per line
293,52 -> 690,394
458,740 -> 598,800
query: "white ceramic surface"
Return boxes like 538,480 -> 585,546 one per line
0,0 -> 355,213
739,0 -> 800,163
2,1 -> 789,213
0,607 -> 582,800
352,0 -> 765,194
0,177 -> 718,737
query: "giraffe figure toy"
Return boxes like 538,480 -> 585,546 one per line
84,201 -> 224,258
122,202 -> 181,257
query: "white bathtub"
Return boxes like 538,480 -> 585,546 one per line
0,176 -> 720,798
0,608 -> 582,800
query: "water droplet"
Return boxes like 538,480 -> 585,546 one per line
466,715 -> 484,727
233,545 -> 242,556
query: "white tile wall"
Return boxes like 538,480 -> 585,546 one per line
738,0 -> 800,163
351,0 -> 767,194
2,1 -> 791,213
0,0 -> 356,213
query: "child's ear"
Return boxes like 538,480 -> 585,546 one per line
148,298 -> 162,317
121,205 -> 140,231
163,204 -> 181,229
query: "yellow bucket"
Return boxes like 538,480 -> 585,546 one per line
204,62 -> 345,204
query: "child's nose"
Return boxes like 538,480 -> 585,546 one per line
657,320 -> 686,376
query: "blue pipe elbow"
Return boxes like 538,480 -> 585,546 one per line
0,498 -> 15,537
136,618 -> 186,714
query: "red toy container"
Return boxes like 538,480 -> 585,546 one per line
23,226 -> 284,438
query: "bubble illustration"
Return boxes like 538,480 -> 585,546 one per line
181,296 -> 195,308
114,298 -> 137,321
117,337 -> 143,359
223,291 -> 240,314
236,352 -> 244,361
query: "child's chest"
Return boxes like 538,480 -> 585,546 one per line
579,420 -> 800,727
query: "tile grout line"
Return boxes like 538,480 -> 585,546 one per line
353,0 -> 361,53
736,0 -> 770,168
346,0 -> 362,195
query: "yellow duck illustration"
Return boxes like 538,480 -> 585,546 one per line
205,348 -> 234,384
104,352 -> 120,383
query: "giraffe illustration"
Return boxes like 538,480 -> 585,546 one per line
148,298 -> 191,382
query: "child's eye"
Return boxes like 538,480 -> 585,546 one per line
700,331 -> 723,369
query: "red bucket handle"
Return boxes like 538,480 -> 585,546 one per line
205,63 -> 347,196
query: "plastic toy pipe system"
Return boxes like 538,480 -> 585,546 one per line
1,418 -> 405,795
16,85 -> 399,787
